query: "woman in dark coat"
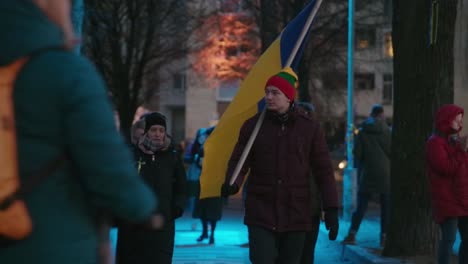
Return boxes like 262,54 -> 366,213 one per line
116,112 -> 188,264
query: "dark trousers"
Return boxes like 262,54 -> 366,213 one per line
350,192 -> 390,235
300,216 -> 321,264
116,222 -> 175,264
438,216 -> 468,264
248,225 -> 306,264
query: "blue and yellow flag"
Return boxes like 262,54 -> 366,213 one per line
200,0 -> 321,199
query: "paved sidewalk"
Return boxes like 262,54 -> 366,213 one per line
109,200 -> 461,264
338,204 -> 461,264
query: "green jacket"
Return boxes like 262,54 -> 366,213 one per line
0,1 -> 156,263
354,118 -> 391,194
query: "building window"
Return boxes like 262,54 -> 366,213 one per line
173,72 -> 186,91
384,32 -> 393,58
356,28 -> 376,49
383,74 -> 393,104
355,73 -> 375,90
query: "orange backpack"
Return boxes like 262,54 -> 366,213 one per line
0,58 -> 33,240
0,57 -> 65,241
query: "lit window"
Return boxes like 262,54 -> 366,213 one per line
384,32 -> 393,58
356,28 -> 376,49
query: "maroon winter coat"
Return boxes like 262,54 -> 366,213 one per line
226,108 -> 339,232
426,104 -> 468,224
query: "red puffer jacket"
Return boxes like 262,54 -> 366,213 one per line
426,104 -> 468,224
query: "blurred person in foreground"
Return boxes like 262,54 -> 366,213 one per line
0,1 -> 157,263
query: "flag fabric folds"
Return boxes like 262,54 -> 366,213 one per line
200,0 -> 320,199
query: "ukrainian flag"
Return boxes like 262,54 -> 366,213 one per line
200,0 -> 322,199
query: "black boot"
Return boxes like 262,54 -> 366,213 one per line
208,220 -> 216,244
197,220 -> 208,242
196,233 -> 208,242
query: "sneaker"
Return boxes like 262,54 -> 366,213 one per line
342,233 -> 356,245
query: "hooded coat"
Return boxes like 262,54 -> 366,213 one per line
354,117 -> 391,194
426,104 -> 468,224
0,1 -> 156,263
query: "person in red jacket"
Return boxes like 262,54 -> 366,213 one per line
221,68 -> 339,264
426,104 -> 468,264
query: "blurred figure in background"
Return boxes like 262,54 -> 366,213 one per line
0,1 -> 157,263
130,119 -> 145,146
189,126 -> 223,245
296,102 -> 323,264
343,104 -> 391,248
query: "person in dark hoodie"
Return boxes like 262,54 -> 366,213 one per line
343,104 -> 391,247
116,112 -> 188,264
0,1 -> 157,263
425,104 -> 468,264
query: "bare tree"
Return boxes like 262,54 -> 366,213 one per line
82,0 -> 206,140
383,0 -> 458,256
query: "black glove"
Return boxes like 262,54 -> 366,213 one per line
324,208 -> 339,241
221,183 -> 239,197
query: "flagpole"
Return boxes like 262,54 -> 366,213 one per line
229,0 -> 324,186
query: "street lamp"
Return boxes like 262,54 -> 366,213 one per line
342,0 -> 357,221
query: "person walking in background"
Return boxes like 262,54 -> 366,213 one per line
189,126 -> 223,245
0,1 -> 157,263
296,102 -> 323,264
116,112 -> 188,264
130,119 -> 145,146
183,139 -> 199,230
343,104 -> 391,247
426,104 -> 468,264
221,68 -> 339,264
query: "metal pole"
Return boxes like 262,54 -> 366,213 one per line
228,0 -> 324,186
342,0 -> 357,221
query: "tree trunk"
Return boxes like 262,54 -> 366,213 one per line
260,0 -> 281,51
383,0 -> 458,256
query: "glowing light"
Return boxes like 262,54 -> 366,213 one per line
338,160 -> 347,169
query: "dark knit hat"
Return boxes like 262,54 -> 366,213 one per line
143,112 -> 167,133
370,104 -> 384,117
265,67 -> 299,101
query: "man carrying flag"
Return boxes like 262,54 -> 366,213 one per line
221,68 -> 339,264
